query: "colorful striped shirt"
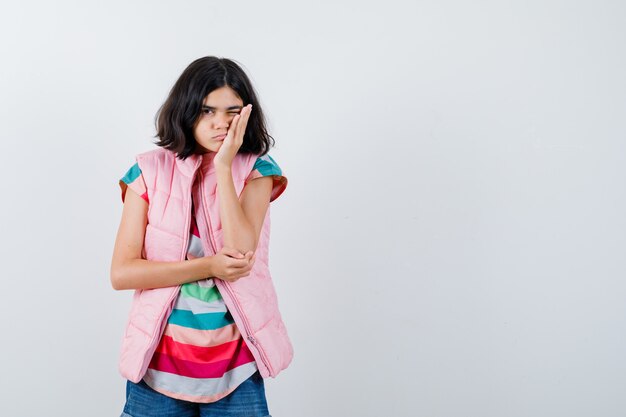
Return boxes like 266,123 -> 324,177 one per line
119,153 -> 287,403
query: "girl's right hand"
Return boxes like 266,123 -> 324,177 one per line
210,247 -> 255,282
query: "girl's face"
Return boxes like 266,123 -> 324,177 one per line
194,86 -> 244,153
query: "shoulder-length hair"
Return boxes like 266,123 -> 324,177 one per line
154,56 -> 275,159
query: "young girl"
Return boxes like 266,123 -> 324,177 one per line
111,56 -> 293,417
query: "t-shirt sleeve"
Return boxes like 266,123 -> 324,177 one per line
119,162 -> 149,203
244,153 -> 288,202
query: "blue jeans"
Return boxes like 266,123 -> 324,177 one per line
120,371 -> 271,417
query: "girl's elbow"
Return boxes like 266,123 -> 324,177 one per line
110,264 -> 128,291
238,239 -> 259,255
225,236 -> 258,255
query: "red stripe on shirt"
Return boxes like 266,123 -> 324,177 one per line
148,341 -> 255,378
154,335 -> 242,363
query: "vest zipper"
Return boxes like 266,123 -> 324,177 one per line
164,169 -> 195,313
160,169 -> 194,314
181,178 -> 193,261
197,168 -> 275,376
140,170 -> 193,379
221,280 -> 275,377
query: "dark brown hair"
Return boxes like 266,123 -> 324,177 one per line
154,56 -> 275,159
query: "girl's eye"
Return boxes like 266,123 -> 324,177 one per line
202,109 -> 214,115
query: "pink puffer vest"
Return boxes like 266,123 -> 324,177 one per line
117,148 -> 293,382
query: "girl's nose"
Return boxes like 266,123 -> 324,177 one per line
213,113 -> 230,129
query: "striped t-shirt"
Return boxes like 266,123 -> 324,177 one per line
119,153 -> 287,403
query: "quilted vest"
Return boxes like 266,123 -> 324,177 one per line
117,148 -> 293,383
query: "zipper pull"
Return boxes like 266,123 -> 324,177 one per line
248,335 -> 257,345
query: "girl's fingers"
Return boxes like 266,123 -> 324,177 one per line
225,105 -> 250,140
230,115 -> 238,130
227,115 -> 240,140
229,261 -> 253,276
227,256 -> 255,270
235,105 -> 251,141
240,106 -> 251,130
227,258 -> 250,269
227,260 -> 255,281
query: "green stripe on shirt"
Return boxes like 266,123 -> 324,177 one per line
181,283 -> 222,302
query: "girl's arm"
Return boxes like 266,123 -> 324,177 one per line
213,104 -> 275,254
215,166 -> 274,255
110,187 -> 254,290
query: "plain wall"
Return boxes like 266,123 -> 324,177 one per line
0,1 -> 624,416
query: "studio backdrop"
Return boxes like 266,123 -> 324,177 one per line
0,1 -> 624,416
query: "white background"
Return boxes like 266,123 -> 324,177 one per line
1,1 -> 625,416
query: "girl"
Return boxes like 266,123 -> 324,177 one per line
111,56 -> 293,417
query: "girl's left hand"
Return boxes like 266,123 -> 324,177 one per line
214,104 -> 252,168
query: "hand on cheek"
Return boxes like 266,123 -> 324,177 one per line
215,104 -> 252,167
